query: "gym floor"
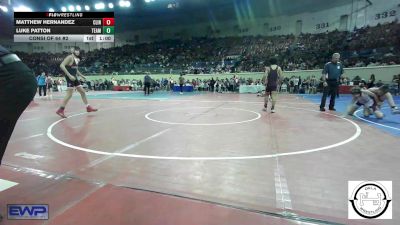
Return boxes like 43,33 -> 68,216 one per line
1,91 -> 399,225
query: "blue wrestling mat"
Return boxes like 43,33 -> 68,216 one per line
300,94 -> 400,136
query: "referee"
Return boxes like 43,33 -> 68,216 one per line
320,53 -> 344,111
144,73 -> 151,96
0,45 -> 37,164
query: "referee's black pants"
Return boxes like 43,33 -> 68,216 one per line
144,83 -> 150,95
320,80 -> 338,109
0,61 -> 37,164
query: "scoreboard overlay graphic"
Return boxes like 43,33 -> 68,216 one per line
14,12 -> 114,42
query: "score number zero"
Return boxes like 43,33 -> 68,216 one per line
92,18 -> 114,34
90,27 -> 114,34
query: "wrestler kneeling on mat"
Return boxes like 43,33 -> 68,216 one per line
368,85 -> 400,115
348,86 -> 383,118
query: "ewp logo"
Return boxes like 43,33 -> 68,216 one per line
7,204 -> 49,220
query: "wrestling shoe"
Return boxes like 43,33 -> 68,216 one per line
86,105 -> 98,112
56,108 -> 67,118
392,106 -> 400,114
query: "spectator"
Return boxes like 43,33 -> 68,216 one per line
37,72 -> 47,97
46,74 -> 53,96
352,76 -> 361,85
367,74 -> 376,88
179,74 -> 185,94
14,22 -> 400,75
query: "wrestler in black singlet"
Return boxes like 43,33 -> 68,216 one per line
266,66 -> 279,92
65,56 -> 81,88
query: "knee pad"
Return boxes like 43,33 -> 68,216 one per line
374,111 -> 384,119
363,107 -> 372,117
